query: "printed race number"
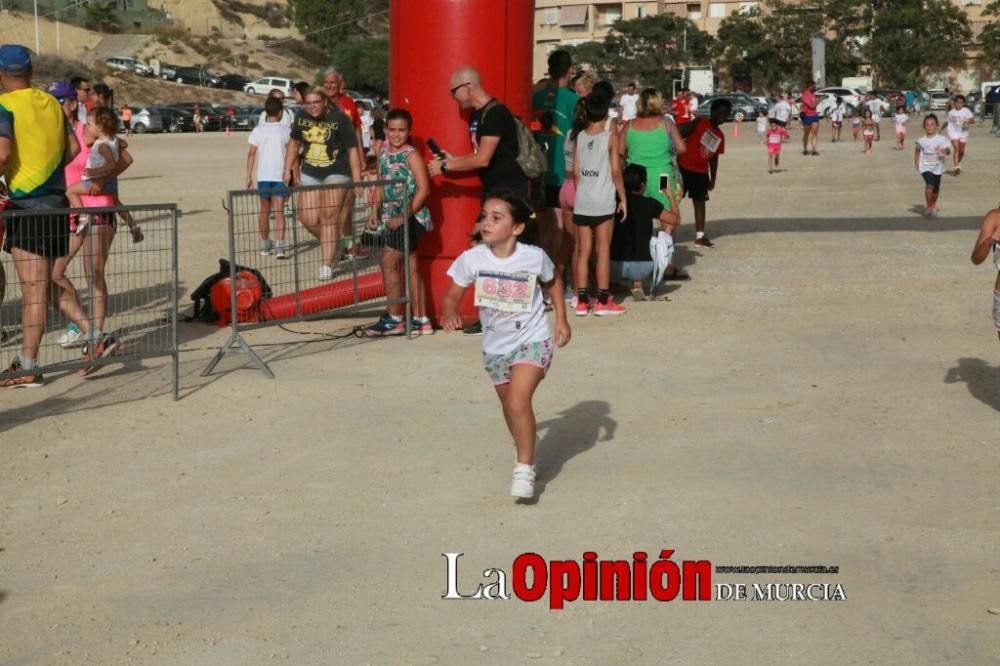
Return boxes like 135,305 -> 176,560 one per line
474,271 -> 535,313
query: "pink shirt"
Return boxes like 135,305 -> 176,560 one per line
766,127 -> 789,152
801,90 -> 817,116
65,121 -> 114,207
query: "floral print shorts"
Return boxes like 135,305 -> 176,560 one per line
483,339 -> 553,386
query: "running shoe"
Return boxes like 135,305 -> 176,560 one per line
510,464 -> 536,499
410,318 -> 434,336
694,236 -> 715,249
574,300 -> 590,317
954,165 -> 961,176
594,299 -> 626,316
0,358 -> 43,388
367,313 -> 405,337
319,265 -> 334,281
129,225 -> 144,243
926,206 -> 939,218
58,322 -> 86,349
79,333 -> 121,376
274,243 -> 286,259
260,239 -> 273,256
463,321 -> 483,336
631,287 -> 647,302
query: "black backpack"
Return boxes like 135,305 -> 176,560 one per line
188,259 -> 273,323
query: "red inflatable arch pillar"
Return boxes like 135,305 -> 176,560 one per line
389,0 -> 535,327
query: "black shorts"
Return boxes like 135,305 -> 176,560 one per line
572,212 -> 612,227
921,171 -> 942,193
2,197 -> 70,259
544,185 -> 561,209
123,119 -> 131,129
384,216 -> 426,252
679,168 -> 711,202
774,119 -> 787,128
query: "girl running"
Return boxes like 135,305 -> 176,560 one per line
765,118 -> 790,174
893,105 -> 909,150
829,97 -> 845,143
914,114 -> 950,218
573,92 -> 626,316
851,108 -> 862,142
945,94 -> 974,175
861,109 -> 876,154
441,190 -> 571,499
969,208 -> 1000,341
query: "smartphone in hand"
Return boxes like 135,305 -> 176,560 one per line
427,138 -> 446,160
659,174 -> 671,191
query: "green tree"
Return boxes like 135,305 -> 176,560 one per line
563,15 -> 714,91
980,1 -> 1000,77
865,0 -> 970,88
86,2 -> 121,34
332,38 -> 389,93
288,0 -> 388,57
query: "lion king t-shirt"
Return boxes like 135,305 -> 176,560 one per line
290,107 -> 357,180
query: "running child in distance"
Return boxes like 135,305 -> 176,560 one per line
893,105 -> 909,151
755,113 -> 768,143
441,190 -> 571,500
246,96 -> 291,258
914,114 -> 950,218
851,108 -> 862,142
969,207 -> 1000,340
861,109 -> 876,154
945,94 -> 974,175
829,97 -> 845,143
765,118 -> 790,174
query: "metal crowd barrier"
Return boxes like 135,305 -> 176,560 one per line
0,204 -> 179,398
202,179 -> 412,378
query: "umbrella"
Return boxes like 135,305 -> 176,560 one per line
647,230 -> 675,299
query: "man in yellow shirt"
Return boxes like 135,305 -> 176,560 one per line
0,44 -> 82,387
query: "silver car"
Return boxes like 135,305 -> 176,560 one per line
119,106 -> 164,134
928,90 -> 949,111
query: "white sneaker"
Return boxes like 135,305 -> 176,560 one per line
58,324 -> 86,349
510,464 -> 536,499
274,243 -> 286,259
319,265 -> 334,280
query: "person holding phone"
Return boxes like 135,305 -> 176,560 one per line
621,88 -> 686,218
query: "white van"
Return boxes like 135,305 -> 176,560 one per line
244,76 -> 294,97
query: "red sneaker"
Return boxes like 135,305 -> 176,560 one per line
593,299 -> 626,316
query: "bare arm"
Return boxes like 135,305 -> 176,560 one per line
971,210 -> 1000,265
407,150 -> 430,215
667,119 -> 687,156
709,156 -> 719,190
283,138 -> 301,185
440,281 -> 469,331
0,136 -> 10,173
65,130 -> 81,164
541,272 -> 571,347
609,130 -> 626,217
246,144 -> 258,189
429,135 -> 499,176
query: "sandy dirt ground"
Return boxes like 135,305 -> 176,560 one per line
2,121 -> 999,665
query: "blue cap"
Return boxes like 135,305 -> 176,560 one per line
47,80 -> 75,101
0,44 -> 32,75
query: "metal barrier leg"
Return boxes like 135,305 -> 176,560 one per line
202,331 -> 274,378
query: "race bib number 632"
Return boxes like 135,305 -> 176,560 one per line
474,271 -> 535,313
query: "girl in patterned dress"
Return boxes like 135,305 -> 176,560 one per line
366,109 -> 434,336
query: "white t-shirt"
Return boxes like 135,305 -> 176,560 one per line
946,107 -> 973,137
447,243 -> 555,354
619,93 -> 639,121
867,99 -> 882,121
830,104 -> 845,123
755,115 -> 768,133
248,121 -> 291,182
893,113 -> 908,130
258,107 -> 295,128
774,100 -> 791,123
915,134 -> 950,175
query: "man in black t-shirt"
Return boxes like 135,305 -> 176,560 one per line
428,66 -> 527,195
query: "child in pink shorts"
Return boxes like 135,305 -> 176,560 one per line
766,119 -> 790,174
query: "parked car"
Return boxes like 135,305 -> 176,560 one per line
173,67 -> 219,87
149,106 -> 196,133
215,105 -> 261,130
117,106 -> 163,133
984,85 -> 1000,117
158,63 -> 180,80
816,86 -> 864,112
928,89 -> 949,111
695,92 -> 766,121
215,74 -> 252,92
105,56 -> 153,77
162,103 -> 222,131
244,76 -> 294,96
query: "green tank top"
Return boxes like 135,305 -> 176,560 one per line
625,122 -> 679,210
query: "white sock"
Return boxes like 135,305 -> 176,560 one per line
415,316 -> 429,323
389,314 -> 403,322
514,462 -> 535,472
696,231 -> 705,239
20,356 -> 36,370
92,328 -> 103,342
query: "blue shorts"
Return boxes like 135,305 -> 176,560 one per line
802,114 -> 819,126
258,181 -> 289,200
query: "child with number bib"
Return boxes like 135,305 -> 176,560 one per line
442,190 -> 571,500
914,114 -> 950,218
